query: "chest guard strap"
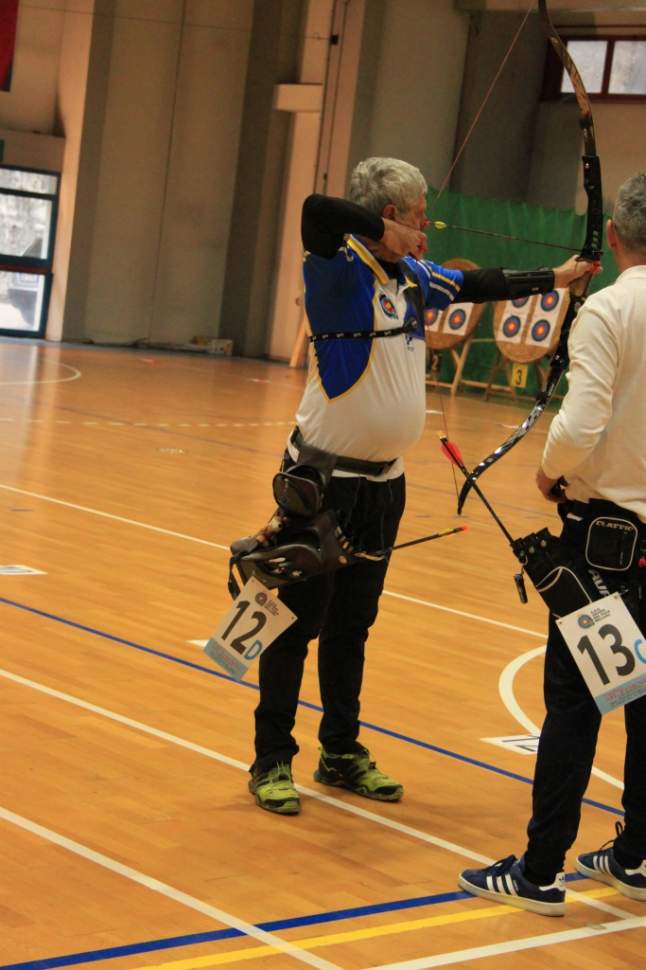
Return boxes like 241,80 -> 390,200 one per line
310,261 -> 424,342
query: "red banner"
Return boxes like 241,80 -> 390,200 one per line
0,0 -> 19,92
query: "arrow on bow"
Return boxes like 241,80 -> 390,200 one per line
455,0 -> 604,515
428,220 -> 579,253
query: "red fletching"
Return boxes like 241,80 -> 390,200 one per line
439,435 -> 464,466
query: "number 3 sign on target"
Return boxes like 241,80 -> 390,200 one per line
204,577 -> 296,680
557,592 -> 646,714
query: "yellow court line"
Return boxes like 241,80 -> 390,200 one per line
133,887 -> 618,970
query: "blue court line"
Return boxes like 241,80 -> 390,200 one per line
0,595 -> 622,820
0,875 -> 587,970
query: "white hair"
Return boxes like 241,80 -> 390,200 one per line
613,174 -> 646,253
348,157 -> 427,217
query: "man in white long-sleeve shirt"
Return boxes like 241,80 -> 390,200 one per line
537,208 -> 646,520
459,173 -> 646,916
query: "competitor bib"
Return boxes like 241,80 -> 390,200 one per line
557,592 -> 646,714
204,577 -> 296,680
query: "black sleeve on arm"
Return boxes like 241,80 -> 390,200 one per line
458,267 -> 556,304
302,194 -> 385,258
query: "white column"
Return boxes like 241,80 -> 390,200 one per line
268,0 -> 332,361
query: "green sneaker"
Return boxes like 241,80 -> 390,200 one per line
248,763 -> 300,815
313,746 -> 403,801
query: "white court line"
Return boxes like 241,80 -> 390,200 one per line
0,483 -> 544,639
499,646 -> 624,791
0,666 -> 632,924
0,363 -> 81,386
0,488 -> 626,836
0,484 -> 230,551
0,503 -> 634,954
0,667 -> 491,865
0,806 -> 340,970
370,915 -> 646,969
382,589 -> 545,639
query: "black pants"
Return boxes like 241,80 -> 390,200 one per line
525,503 -> 646,878
252,473 -> 405,774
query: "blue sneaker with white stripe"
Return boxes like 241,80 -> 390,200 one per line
576,844 -> 646,901
458,855 -> 565,916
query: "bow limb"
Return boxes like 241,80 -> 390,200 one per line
539,0 -> 604,264
456,0 -> 603,515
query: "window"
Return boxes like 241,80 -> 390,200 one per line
0,165 -> 60,336
609,40 -> 646,95
562,40 -> 607,94
544,36 -> 646,100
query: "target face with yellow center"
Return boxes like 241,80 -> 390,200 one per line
494,289 -> 569,363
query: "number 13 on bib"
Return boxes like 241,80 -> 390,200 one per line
557,592 -> 646,714
204,577 -> 296,680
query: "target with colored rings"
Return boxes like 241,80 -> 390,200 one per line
425,308 -> 439,325
379,294 -> 398,318
531,318 -> 551,342
448,308 -> 467,330
502,315 -> 522,338
540,290 -> 560,312
512,296 -> 530,309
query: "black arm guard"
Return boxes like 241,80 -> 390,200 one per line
502,267 -> 555,299
458,267 -> 556,303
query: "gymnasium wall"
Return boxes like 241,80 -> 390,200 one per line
528,100 -> 646,215
0,0 -> 64,133
2,2 -> 646,355
69,0 -> 255,346
1,0 -> 256,347
217,0 -> 306,360
347,0 -> 470,193
0,0 -> 473,355
449,9 -> 646,214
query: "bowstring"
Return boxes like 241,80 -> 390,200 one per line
439,387 -> 459,500
432,1 -> 534,207
427,364 -> 459,500
428,0 -> 534,500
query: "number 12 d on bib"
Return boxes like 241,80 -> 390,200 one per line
558,593 -> 646,714
204,577 -> 296,680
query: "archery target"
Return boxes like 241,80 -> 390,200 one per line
424,307 -> 441,332
502,315 -> 522,339
529,318 -> 552,343
424,258 -> 486,350
447,307 -> 468,331
494,288 -> 570,363
497,295 -> 535,345
526,289 -> 567,348
424,300 -> 479,348
540,290 -> 561,312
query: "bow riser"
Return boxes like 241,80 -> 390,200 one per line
581,154 -> 604,261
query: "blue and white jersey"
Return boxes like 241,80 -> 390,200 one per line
293,236 -> 463,479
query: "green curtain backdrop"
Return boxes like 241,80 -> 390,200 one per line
425,185 -> 616,396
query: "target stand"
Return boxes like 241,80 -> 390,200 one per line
484,287 -> 570,400
424,258 -> 488,397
